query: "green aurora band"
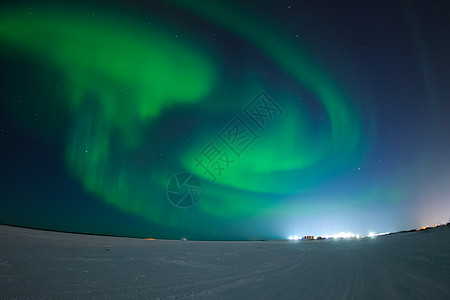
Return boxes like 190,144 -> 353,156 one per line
0,2 -> 365,230
172,0 -> 362,193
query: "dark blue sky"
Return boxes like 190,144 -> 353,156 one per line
1,0 -> 449,240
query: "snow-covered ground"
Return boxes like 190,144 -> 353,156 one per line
0,225 -> 449,299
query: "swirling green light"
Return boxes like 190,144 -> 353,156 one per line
174,0 -> 362,193
0,1 -> 364,228
0,3 -> 217,226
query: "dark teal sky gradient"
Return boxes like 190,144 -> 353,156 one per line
1,0 -> 449,240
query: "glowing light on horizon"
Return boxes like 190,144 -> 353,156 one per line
288,231 -> 390,240
324,232 -> 356,239
375,232 -> 390,236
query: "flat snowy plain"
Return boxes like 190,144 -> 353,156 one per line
0,224 -> 449,299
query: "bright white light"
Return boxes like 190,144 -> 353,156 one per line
293,235 -> 299,240
288,236 -> 293,240
376,232 -> 390,236
318,231 -> 388,240
339,232 -> 355,239
323,232 -> 356,239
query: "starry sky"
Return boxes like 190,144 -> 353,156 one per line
1,0 -> 449,240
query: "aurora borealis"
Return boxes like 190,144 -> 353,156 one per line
1,0 -> 449,240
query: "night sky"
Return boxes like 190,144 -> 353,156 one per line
1,0 -> 449,240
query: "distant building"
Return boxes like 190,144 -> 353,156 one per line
303,236 -> 314,240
